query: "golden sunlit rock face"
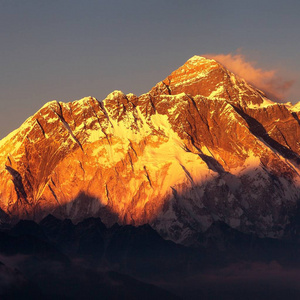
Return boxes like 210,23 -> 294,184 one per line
1,56 -> 300,244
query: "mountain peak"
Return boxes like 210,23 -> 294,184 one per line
0,55 -> 299,246
105,90 -> 126,101
167,55 -> 220,83
185,55 -> 216,65
149,55 -> 269,107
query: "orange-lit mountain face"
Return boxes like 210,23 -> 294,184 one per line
1,56 -> 300,244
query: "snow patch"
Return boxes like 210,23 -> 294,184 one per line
187,55 -> 215,65
208,85 -> 225,99
247,97 -> 275,109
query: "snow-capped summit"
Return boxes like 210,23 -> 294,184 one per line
150,56 -> 272,109
186,55 -> 214,64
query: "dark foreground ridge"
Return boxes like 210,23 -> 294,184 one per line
1,215 -> 300,299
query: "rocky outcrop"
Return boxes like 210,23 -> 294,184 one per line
0,56 -> 300,244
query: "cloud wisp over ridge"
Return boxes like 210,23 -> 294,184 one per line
205,52 -> 294,102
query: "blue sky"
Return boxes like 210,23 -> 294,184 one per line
1,0 -> 300,138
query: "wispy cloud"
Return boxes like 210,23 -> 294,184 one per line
205,52 -> 294,101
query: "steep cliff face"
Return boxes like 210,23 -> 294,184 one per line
0,56 -> 300,244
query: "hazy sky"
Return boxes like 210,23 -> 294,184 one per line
1,0 -> 300,139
